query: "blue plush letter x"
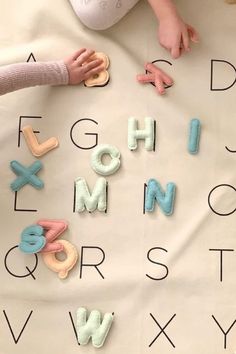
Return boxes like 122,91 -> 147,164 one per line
10,160 -> 44,192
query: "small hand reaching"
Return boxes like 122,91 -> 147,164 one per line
64,48 -> 104,85
158,15 -> 199,59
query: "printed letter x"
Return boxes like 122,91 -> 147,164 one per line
149,313 -> 176,348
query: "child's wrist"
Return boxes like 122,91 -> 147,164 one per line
156,6 -> 178,22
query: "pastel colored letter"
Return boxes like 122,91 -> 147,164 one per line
10,160 -> 44,192
42,240 -> 78,279
19,225 -> 46,254
75,177 -> 107,212
128,117 -> 154,151
91,144 -> 121,176
22,125 -> 59,157
37,219 -> 68,253
145,179 -> 176,215
188,118 -> 201,154
76,307 -> 114,348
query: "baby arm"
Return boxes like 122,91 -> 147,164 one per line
0,49 -> 103,96
0,60 -> 68,96
147,0 -> 199,58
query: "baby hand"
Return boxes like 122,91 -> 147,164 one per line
64,49 -> 104,85
158,15 -> 199,59
137,62 -> 173,95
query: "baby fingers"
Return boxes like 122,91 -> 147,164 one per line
83,59 -> 103,73
181,28 -> 190,52
187,25 -> 200,43
71,48 -> 87,61
76,49 -> 95,65
83,65 -> 104,81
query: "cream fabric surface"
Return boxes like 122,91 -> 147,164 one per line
0,1 -> 236,353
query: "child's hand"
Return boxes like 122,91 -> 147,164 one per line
158,15 -> 199,59
137,62 -> 173,95
64,49 -> 104,85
